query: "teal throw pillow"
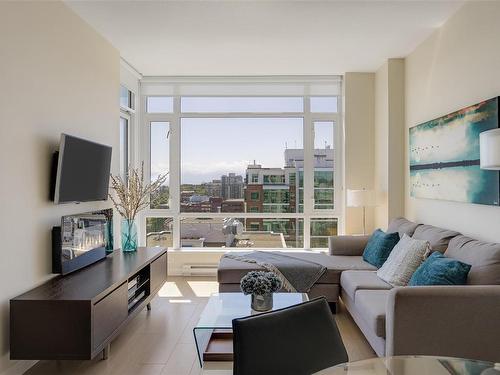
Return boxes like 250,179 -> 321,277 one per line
408,252 -> 471,286
363,229 -> 400,268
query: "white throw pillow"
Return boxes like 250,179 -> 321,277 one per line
377,234 -> 430,286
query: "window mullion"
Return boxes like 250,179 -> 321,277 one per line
171,96 -> 182,249
303,98 -> 313,249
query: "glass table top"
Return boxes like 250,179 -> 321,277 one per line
193,292 -> 308,367
195,292 -> 309,329
314,356 -> 500,375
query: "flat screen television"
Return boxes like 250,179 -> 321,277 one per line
52,134 -> 112,204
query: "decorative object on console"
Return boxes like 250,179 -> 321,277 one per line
410,97 -> 500,206
362,229 -> 400,268
408,252 -> 471,286
377,233 -> 430,286
347,189 -> 376,235
52,208 -> 113,275
480,128 -> 500,170
109,162 -> 167,251
240,271 -> 283,311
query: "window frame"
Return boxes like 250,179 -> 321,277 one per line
138,79 -> 343,250
119,112 -> 131,181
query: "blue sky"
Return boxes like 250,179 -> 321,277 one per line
150,98 -> 336,184
151,118 -> 334,184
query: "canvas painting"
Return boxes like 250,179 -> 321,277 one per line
409,97 -> 500,206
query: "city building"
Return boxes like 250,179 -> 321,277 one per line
221,173 -> 244,200
220,198 -> 245,213
203,179 -> 222,198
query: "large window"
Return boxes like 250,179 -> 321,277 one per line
141,78 -> 342,249
119,115 -> 129,180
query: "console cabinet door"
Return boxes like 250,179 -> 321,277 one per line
151,253 -> 167,292
93,282 -> 128,350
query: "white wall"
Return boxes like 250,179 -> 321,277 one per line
0,2 -> 119,371
374,63 -> 390,228
405,1 -> 500,242
344,73 -> 376,234
374,59 -> 405,229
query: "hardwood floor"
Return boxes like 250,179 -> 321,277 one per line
15,277 -> 375,375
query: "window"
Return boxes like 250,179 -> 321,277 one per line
314,121 -> 335,210
145,217 -> 173,248
141,78 -> 342,249
120,85 -> 134,110
181,97 -> 303,113
263,189 -> 289,205
310,218 -> 338,248
147,96 -> 173,113
119,115 -> 129,180
310,97 -> 337,113
263,175 -> 286,185
150,121 -> 170,209
180,117 -> 302,214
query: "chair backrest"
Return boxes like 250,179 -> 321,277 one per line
232,297 -> 348,375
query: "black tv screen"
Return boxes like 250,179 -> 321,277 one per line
54,134 -> 112,204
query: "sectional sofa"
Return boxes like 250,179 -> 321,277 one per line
218,217 -> 500,362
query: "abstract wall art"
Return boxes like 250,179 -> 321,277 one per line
409,97 -> 500,206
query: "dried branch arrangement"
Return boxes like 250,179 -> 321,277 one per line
109,162 -> 168,221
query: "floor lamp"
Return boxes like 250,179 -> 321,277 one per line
347,189 -> 375,235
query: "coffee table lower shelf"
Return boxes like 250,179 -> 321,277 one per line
203,330 -> 233,362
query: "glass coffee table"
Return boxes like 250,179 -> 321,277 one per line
193,292 -> 308,367
314,355 -> 499,375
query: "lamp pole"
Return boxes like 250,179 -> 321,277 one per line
362,205 -> 366,236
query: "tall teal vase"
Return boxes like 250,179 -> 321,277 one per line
121,219 -> 138,252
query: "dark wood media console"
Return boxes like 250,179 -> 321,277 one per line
10,247 -> 167,360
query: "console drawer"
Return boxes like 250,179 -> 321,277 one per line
93,282 -> 128,349
151,253 -> 167,292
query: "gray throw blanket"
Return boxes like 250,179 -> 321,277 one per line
223,251 -> 326,293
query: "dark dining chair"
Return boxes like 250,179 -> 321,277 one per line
232,297 -> 348,375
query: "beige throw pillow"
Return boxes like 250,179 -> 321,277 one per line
377,234 -> 430,286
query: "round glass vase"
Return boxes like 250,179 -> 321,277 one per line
251,293 -> 273,312
121,219 -> 138,252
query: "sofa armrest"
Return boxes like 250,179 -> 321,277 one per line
386,285 -> 500,363
328,235 -> 370,256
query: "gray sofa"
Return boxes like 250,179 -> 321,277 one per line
218,217 -> 500,362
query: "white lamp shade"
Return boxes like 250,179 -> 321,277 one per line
347,189 -> 375,207
480,128 -> 500,170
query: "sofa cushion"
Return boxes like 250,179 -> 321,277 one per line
362,229 -> 400,268
355,290 -> 389,338
218,252 -> 376,285
340,270 -> 392,301
412,225 -> 460,253
329,235 -> 370,256
387,217 -> 420,238
408,252 -> 471,286
377,234 -> 429,287
445,235 -> 500,285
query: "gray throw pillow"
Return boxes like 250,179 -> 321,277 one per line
377,234 -> 430,287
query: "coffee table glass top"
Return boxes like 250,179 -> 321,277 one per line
196,292 -> 308,329
314,355 -> 499,375
193,292 -> 308,367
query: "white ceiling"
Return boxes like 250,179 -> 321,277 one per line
66,0 -> 463,77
